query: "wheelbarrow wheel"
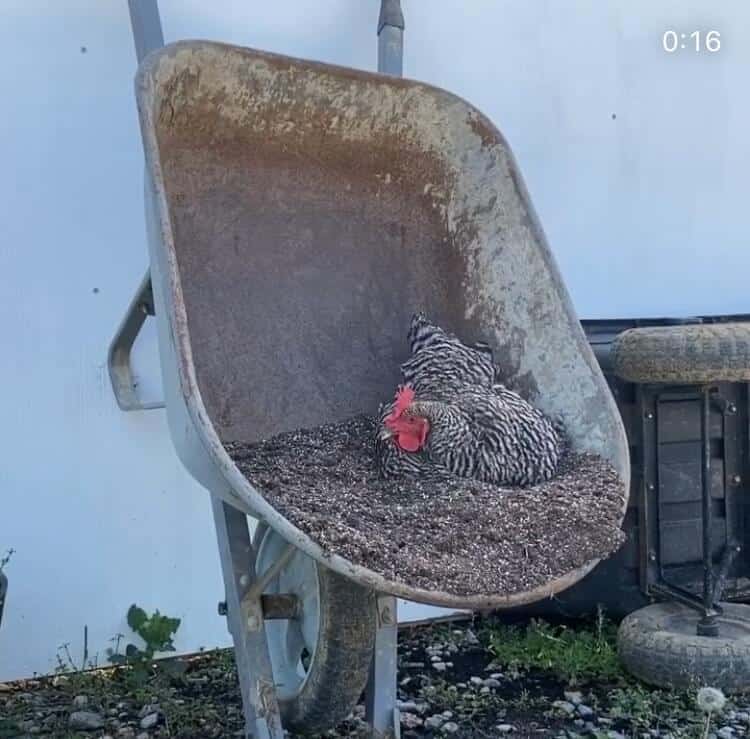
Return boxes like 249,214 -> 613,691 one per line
253,523 -> 377,734
618,601 -> 750,692
611,322 -> 750,384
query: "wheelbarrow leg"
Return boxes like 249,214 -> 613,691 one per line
211,495 -> 284,739
365,595 -> 400,739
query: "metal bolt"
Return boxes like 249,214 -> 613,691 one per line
728,403 -> 737,414
247,614 -> 260,631
732,474 -> 742,485
649,552 -> 657,562
239,574 -> 250,588
217,601 -> 227,616
647,483 -> 655,492
645,412 -> 654,420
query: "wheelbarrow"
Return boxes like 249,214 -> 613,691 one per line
109,34 -> 629,739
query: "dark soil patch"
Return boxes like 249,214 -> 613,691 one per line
0,618 -> 735,739
224,415 -> 626,597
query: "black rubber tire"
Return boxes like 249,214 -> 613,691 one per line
618,602 -> 750,692
253,524 -> 377,734
611,322 -> 750,384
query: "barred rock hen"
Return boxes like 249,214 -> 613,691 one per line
374,314 -> 562,486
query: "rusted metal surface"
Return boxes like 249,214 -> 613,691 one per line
136,41 -> 630,609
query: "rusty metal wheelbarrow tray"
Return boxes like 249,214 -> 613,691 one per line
135,40 -> 629,612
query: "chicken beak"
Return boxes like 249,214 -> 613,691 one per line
379,428 -> 395,441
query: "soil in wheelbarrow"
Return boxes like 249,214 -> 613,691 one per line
224,416 -> 626,597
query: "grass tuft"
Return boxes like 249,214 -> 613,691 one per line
484,612 -> 622,684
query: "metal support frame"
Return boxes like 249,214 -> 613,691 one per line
107,271 -> 164,410
366,596 -> 401,739
641,383 -> 743,636
696,386 -> 720,635
108,0 -> 165,411
212,497 -> 284,739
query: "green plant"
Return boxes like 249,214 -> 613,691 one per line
54,625 -> 99,673
0,548 -> 14,572
485,612 -> 623,684
107,604 -> 182,684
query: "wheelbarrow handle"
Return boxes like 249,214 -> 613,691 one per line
107,269 -> 165,411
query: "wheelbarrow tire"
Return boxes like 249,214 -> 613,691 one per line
611,322 -> 750,384
253,523 -> 377,734
618,601 -> 750,692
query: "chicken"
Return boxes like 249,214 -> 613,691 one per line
374,314 -> 562,486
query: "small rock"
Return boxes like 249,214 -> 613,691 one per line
51,676 -> 69,687
470,676 -> 484,686
425,715 -> 445,730
398,701 -> 419,712
400,712 -> 423,729
553,701 -> 577,715
70,711 -> 105,731
497,725 -> 514,734
444,661 -> 454,667
484,678 -> 502,689
72,695 -> 89,709
137,734 -> 150,739
584,723 -> 596,732
598,717 -> 613,726
433,661 -> 447,672
0,683 -> 12,692
400,677 -> 413,687
430,655 -> 442,663
140,713 -> 160,730
139,704 -> 159,719
442,711 -> 454,719
607,732 -> 626,739
442,722 -> 459,734
573,719 -> 585,727
718,729 -> 734,739
736,713 -> 750,724
117,730 -> 135,739
565,691 -> 584,705
577,705 -> 594,718
480,686 -> 490,694
465,629 -> 480,645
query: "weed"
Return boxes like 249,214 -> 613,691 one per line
55,625 -> 98,673
107,604 -> 182,686
484,613 -> 622,684
0,549 -> 14,572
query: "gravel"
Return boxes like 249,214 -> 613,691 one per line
69,710 -> 105,730
225,415 -> 626,597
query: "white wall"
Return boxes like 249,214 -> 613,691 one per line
1,0 -> 748,680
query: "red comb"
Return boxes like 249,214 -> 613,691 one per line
386,385 -> 414,423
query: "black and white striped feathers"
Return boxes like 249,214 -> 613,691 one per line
375,313 -> 563,486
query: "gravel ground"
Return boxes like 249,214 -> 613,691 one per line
225,416 -> 627,596
0,618 -> 744,739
